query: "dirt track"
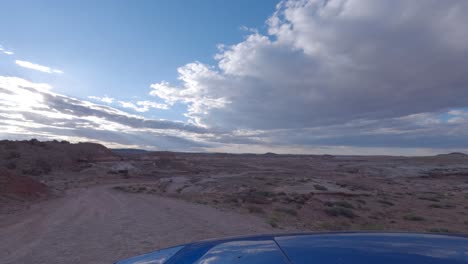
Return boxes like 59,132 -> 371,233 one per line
0,184 -> 274,264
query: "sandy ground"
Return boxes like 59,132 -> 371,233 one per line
0,184 -> 274,264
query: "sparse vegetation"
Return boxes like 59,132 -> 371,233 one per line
247,206 -> 265,214
267,217 -> 279,228
418,196 -> 440,202
427,227 -> 450,233
324,206 -> 356,218
377,199 -> 394,206
403,215 -> 425,221
324,201 -> 354,209
274,207 -> 298,216
313,184 -> 328,191
428,203 -> 455,209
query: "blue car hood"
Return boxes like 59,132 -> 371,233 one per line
116,232 -> 468,264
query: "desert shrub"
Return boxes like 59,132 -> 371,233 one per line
418,193 -> 444,202
429,203 -> 455,209
324,201 -> 354,209
35,159 -> 52,174
256,191 -> 276,197
360,222 -> 384,230
274,207 -> 298,216
267,217 -> 279,228
324,207 -> 356,218
113,186 -> 125,191
320,221 -> 351,231
223,197 -> 240,204
314,184 -> 328,191
403,215 -> 425,221
427,227 -> 450,233
247,206 -> 265,214
377,199 -> 395,206
418,197 -> 440,202
5,151 -> 20,160
333,201 -> 354,209
137,187 -> 147,192
242,191 -> 275,204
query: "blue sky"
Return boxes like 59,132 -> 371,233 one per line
1,0 -> 468,155
0,0 -> 277,120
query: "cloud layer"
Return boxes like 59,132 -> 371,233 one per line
0,76 -> 210,150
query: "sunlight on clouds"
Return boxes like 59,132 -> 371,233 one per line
15,60 -> 63,74
0,76 -> 49,111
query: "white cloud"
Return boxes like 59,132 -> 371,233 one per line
118,100 -> 169,112
0,45 -> 14,55
2,75 -> 468,153
88,96 -> 115,104
15,60 -> 63,74
149,0 -> 468,131
149,63 -> 230,126
0,76 -> 210,151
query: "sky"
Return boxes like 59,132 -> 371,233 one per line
1,0 -> 468,155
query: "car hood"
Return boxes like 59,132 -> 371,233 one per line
115,232 -> 468,264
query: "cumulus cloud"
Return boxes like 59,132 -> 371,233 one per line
15,60 -> 63,74
0,45 -> 14,55
149,0 -> 468,131
150,63 -> 230,126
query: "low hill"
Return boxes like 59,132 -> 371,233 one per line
0,139 -> 117,176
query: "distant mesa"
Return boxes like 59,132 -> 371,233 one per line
437,152 -> 468,158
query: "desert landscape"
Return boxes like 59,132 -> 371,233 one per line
1,140 -> 468,264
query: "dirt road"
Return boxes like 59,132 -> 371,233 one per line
0,185 -> 274,264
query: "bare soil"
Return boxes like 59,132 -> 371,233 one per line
0,184 -> 275,264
